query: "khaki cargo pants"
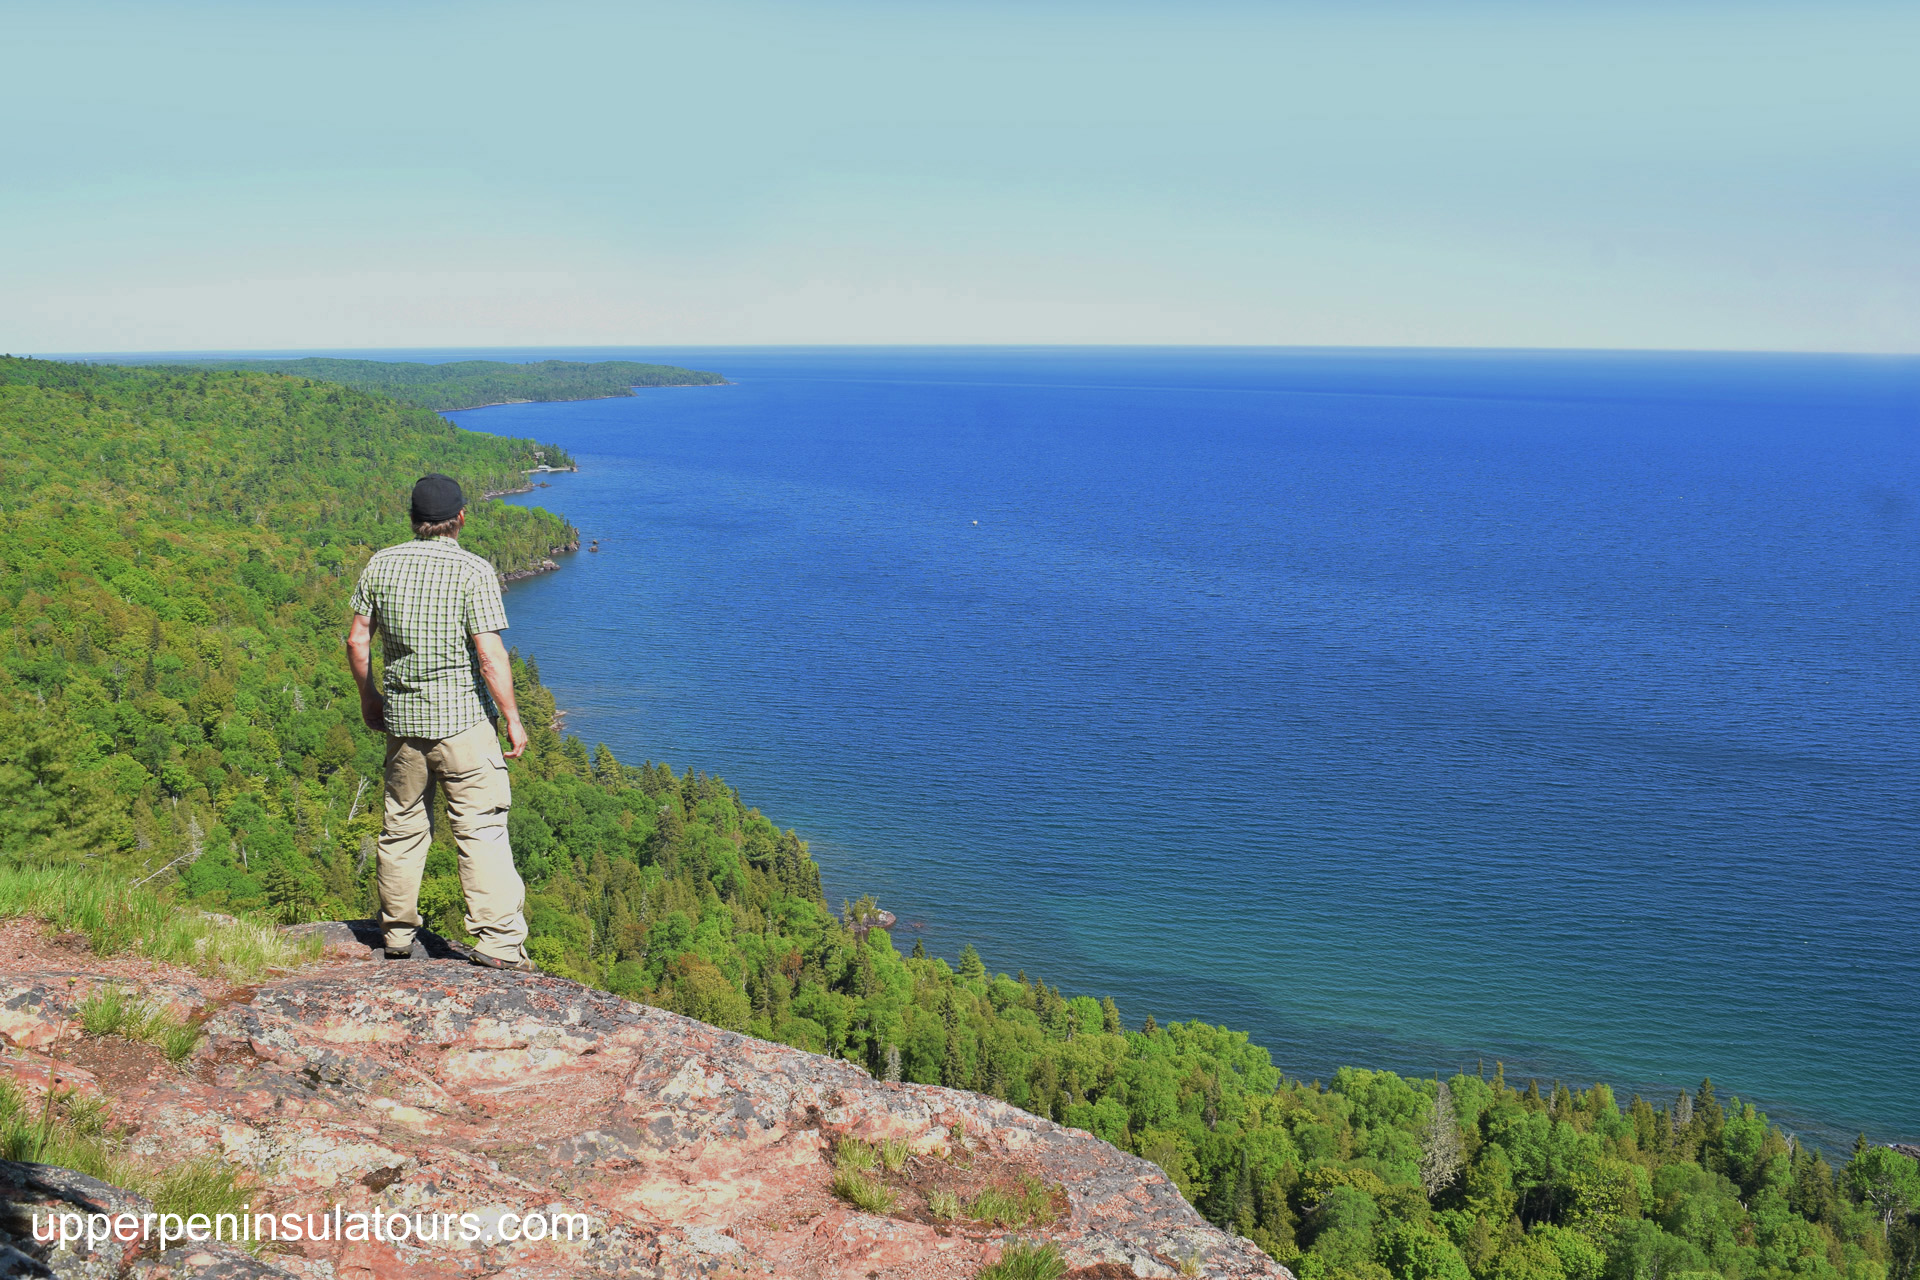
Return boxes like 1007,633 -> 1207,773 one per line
378,717 -> 529,963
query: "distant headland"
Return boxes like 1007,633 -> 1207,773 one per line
157,356 -> 726,412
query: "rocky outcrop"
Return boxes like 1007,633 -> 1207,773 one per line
498,557 -> 563,585
1,920 -> 1288,1279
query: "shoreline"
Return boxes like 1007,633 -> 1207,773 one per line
499,537 -> 579,586
442,381 -> 729,414
500,558 -> 561,583
483,465 -> 576,501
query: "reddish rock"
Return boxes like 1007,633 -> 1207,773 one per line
0,924 -> 1290,1279
0,1046 -> 99,1102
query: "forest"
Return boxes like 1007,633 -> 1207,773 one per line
0,355 -> 1913,1280
156,356 -> 725,411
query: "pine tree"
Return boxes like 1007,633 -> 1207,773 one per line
958,944 -> 986,982
1232,1145 -> 1256,1234
911,937 -> 926,959
263,854 -> 322,924
1695,1078 -> 1725,1141
1203,1146 -> 1244,1230
592,743 -> 620,785
1100,996 -> 1122,1035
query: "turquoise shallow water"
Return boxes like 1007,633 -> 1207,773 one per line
443,347 -> 1918,1152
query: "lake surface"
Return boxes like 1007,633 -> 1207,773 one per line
449,347 -> 1919,1150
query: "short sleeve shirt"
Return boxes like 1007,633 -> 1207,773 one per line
347,537 -> 508,739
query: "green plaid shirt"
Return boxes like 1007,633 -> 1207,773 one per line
348,537 -> 509,739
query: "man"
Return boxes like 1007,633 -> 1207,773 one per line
344,473 -> 534,970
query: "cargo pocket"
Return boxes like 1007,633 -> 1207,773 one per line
485,758 -> 512,813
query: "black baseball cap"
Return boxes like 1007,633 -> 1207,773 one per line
410,473 -> 465,523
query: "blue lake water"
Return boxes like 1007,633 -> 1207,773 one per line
447,347 -> 1919,1151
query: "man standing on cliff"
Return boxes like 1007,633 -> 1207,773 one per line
344,473 -> 534,971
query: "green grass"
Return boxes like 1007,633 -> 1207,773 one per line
927,1189 -> 961,1220
834,1136 -> 878,1172
0,1072 -> 140,1188
79,986 -> 203,1063
0,865 -> 289,1252
831,1167 -> 900,1215
879,1136 -> 911,1173
0,1074 -> 264,1250
966,1176 -> 1061,1228
152,1156 -> 257,1224
0,864 -> 319,981
977,1240 -> 1068,1280
830,1136 -> 902,1215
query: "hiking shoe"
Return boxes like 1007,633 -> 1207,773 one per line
384,946 -> 418,960
470,951 -> 539,973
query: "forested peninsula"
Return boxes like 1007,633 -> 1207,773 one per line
160,356 -> 725,411
1,355 -> 1914,1280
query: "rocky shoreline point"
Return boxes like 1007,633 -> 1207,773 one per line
1,919 -> 1289,1279
499,540 -> 579,586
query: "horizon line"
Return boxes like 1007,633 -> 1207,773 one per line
19,343 -> 1920,362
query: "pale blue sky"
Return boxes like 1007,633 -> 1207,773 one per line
5,1 -> 1915,352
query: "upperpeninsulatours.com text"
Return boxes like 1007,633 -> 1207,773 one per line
34,1205 -> 591,1251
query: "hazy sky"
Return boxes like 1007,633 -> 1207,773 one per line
5,1 -> 1915,353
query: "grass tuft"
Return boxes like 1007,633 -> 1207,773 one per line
927,1188 -> 961,1220
0,864 -> 319,982
152,1156 -> 257,1224
78,986 -> 203,1063
879,1136 -> 911,1172
833,1136 -> 878,1173
967,1175 -> 1061,1227
831,1167 -> 900,1215
79,984 -> 136,1037
977,1240 -> 1068,1280
829,1136 -> 901,1214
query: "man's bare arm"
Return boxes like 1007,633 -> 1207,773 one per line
473,631 -> 528,759
345,614 -> 386,733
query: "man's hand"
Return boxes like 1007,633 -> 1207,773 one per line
502,714 -> 529,759
360,688 -> 388,734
